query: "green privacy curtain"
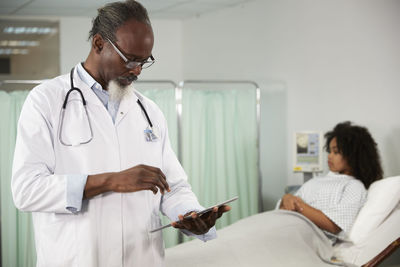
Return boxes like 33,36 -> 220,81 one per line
0,90 -> 36,267
140,85 -> 259,244
138,86 -> 180,248
138,87 -> 178,152
181,86 -> 258,242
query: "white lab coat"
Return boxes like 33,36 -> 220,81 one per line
12,65 -> 204,267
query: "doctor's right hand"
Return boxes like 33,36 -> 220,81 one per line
84,164 -> 170,199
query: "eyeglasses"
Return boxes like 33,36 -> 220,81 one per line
107,38 -> 155,69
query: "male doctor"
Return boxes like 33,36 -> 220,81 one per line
11,1 -> 230,266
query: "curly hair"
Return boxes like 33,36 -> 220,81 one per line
324,121 -> 383,189
88,0 -> 151,42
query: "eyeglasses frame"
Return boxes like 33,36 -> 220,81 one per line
106,38 -> 155,69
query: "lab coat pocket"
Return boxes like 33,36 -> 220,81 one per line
38,215 -> 77,266
150,213 -> 165,258
150,212 -> 162,229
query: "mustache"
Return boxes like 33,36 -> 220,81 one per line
117,75 -> 138,83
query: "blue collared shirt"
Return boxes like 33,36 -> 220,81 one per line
76,63 -> 120,123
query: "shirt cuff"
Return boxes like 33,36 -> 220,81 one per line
169,201 -> 217,242
66,174 -> 88,213
168,201 -> 202,221
181,226 -> 217,242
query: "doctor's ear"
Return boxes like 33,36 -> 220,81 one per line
92,34 -> 104,53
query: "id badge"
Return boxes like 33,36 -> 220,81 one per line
144,127 -> 158,142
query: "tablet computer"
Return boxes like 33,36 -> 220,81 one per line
149,196 -> 238,233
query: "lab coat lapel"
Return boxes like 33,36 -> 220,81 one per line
114,86 -> 138,126
71,66 -> 104,107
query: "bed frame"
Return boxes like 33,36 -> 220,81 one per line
363,238 -> 400,267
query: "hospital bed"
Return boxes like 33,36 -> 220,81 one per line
165,176 -> 400,267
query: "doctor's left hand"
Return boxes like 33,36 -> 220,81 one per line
171,205 -> 231,235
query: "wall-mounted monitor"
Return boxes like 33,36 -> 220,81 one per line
293,131 -> 323,173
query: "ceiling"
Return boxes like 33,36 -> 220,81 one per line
0,0 -> 254,19
0,0 -> 253,57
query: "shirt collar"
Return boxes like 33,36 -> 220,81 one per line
75,62 -> 105,94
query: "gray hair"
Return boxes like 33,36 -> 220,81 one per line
89,0 -> 151,42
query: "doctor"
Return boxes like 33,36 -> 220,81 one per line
11,1 -> 230,266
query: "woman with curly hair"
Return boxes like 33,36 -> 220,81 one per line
279,121 -> 383,238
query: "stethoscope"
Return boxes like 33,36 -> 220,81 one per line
58,67 -> 157,146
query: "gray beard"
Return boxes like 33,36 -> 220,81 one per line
108,80 -> 133,102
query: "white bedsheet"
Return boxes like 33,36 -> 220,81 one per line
165,210 -> 351,267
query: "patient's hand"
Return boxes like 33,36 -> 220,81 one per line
281,195 -> 341,233
280,194 -> 304,212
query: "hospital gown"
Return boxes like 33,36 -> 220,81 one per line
295,172 -> 367,236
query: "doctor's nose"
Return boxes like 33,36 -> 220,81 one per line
129,65 -> 142,76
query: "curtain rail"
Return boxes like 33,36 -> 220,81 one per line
0,79 -> 177,86
180,80 -> 260,88
0,80 -> 48,85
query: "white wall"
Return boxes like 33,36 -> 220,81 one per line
59,17 -> 183,82
181,0 -> 400,209
59,17 -> 92,74
142,19 -> 183,82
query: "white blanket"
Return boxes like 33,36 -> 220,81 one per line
165,210 -> 352,267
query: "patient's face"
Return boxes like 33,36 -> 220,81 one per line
327,137 -> 352,175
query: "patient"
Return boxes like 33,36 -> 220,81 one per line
279,121 -> 383,237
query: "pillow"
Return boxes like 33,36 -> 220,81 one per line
348,175 -> 400,243
334,204 -> 400,265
